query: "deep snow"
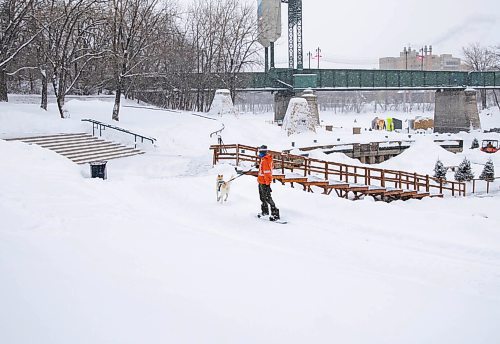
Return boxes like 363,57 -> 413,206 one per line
1,96 -> 500,344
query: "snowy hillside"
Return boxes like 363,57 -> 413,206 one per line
1,97 -> 500,343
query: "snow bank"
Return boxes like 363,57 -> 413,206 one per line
377,136 -> 463,174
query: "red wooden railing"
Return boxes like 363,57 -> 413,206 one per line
210,144 -> 466,197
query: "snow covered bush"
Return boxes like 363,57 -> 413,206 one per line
454,158 -> 474,182
282,97 -> 316,136
471,138 -> 479,149
433,159 -> 447,180
479,159 -> 495,181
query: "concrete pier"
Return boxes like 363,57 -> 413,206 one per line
274,91 -> 294,122
434,89 -> 481,133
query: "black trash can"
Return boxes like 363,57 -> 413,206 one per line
90,160 -> 107,180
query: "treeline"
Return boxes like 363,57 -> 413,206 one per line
0,0 -> 260,120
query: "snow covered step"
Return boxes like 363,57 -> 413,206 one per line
53,142 -> 121,154
37,137 -> 101,148
4,133 -> 88,141
15,134 -> 93,144
73,150 -> 144,164
67,147 -> 137,160
8,133 -> 145,164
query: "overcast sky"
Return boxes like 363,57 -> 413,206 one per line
177,0 -> 500,69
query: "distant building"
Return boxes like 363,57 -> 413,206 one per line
379,46 -> 466,71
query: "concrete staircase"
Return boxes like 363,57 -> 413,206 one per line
6,133 -> 144,164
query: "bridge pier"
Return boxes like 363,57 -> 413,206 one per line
274,91 -> 294,122
274,89 -> 320,124
434,89 -> 481,133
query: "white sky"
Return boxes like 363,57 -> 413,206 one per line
177,0 -> 500,69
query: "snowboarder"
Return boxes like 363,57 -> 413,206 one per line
257,145 -> 280,221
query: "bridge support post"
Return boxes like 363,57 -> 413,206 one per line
434,89 -> 481,133
274,91 -> 294,123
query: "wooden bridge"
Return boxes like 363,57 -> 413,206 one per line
210,144 -> 466,201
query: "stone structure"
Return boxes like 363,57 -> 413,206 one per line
282,98 -> 316,136
434,89 -> 481,133
208,89 -> 237,116
301,88 -> 320,126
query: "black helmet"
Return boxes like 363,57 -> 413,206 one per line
258,145 -> 268,152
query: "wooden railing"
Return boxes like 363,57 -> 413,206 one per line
472,177 -> 500,194
210,144 -> 466,197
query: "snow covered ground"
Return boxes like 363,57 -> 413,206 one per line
1,96 -> 500,343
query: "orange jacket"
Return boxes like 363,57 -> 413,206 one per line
258,154 -> 273,185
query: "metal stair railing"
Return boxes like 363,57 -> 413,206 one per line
82,119 -> 156,148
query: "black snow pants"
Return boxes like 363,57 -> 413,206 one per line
259,184 -> 279,216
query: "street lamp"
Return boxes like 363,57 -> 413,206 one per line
307,51 -> 312,69
314,47 -> 322,69
418,47 -> 425,71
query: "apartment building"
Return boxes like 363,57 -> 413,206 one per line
379,47 -> 465,71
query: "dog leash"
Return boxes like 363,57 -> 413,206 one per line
225,168 -> 256,183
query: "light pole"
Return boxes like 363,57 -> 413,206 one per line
307,51 -> 312,69
314,47 -> 322,69
403,46 -> 409,70
419,47 -> 424,71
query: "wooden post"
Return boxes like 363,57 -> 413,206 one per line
354,166 -> 358,184
381,170 -> 385,187
364,168 -> 368,185
414,173 -> 418,191
236,144 -> 240,166
439,179 -> 443,194
325,161 -> 329,180
281,154 -> 285,174
472,179 -> 476,193
425,175 -> 430,192
487,181 -> 490,194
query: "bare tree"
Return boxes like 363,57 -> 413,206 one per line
0,0 -> 36,101
463,42 -> 497,110
35,0 -> 108,118
186,0 -> 259,111
109,0 -> 167,121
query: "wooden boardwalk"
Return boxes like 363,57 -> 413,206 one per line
210,144 -> 465,201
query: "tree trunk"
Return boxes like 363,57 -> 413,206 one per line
0,69 -> 8,102
112,80 -> 122,121
56,95 -> 66,119
481,89 -> 487,110
40,68 -> 48,111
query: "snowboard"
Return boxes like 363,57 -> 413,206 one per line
256,214 -> 288,224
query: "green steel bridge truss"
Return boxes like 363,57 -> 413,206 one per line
221,68 -> 500,92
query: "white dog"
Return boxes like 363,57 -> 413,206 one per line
216,174 -> 232,203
